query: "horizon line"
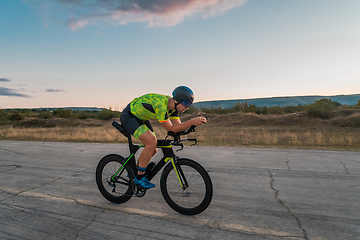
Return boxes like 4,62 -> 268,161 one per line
196,93 -> 360,103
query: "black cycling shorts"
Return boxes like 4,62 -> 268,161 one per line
120,104 -> 154,139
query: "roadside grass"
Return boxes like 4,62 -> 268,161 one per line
0,125 -> 126,143
191,125 -> 360,150
192,112 -> 360,150
1,112 -> 360,150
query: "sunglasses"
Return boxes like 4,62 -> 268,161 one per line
180,98 -> 192,108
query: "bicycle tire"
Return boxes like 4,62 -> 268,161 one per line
160,158 -> 213,215
96,154 -> 134,204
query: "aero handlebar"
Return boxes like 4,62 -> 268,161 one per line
112,120 -> 199,151
166,125 -> 198,150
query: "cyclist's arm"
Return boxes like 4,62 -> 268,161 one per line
170,118 -> 181,125
161,117 -> 206,133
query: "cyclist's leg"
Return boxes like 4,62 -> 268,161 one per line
144,120 -> 158,158
131,130 -> 156,188
120,105 -> 157,188
138,130 -> 157,175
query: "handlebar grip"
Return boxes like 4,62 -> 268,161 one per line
166,125 -> 198,142
188,125 -> 196,132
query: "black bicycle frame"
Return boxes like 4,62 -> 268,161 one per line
112,133 -> 178,181
111,121 -> 191,189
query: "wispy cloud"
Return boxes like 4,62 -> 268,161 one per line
30,0 -> 247,30
0,78 -> 32,97
68,18 -> 89,31
0,87 -> 32,98
46,89 -> 65,92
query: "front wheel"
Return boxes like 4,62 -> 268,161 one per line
160,158 -> 213,215
96,154 -> 134,204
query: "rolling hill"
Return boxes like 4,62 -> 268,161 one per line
193,94 -> 360,109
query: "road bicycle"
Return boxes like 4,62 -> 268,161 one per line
95,121 -> 213,215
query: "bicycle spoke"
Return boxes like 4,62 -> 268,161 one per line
165,164 -> 206,209
100,160 -> 131,197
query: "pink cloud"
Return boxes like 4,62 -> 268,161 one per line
67,19 -> 89,31
38,0 -> 247,30
112,0 -> 248,27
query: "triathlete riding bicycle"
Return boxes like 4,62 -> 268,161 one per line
120,86 -> 206,189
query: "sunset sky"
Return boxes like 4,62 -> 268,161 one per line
1,0 -> 360,110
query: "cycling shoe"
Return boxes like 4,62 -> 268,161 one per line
134,176 -> 156,189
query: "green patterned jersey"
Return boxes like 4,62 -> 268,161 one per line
130,93 -> 179,123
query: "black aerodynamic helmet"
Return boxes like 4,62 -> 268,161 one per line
172,86 -> 194,108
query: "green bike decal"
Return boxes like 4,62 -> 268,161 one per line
111,154 -> 133,181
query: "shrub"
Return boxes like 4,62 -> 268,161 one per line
9,111 -> 24,121
256,106 -> 268,115
52,109 -> 72,118
38,111 -> 53,119
283,105 -> 306,113
268,106 -> 284,115
306,99 -> 338,119
96,109 -> 119,120
0,110 -> 6,120
202,107 -> 228,115
76,112 -> 95,119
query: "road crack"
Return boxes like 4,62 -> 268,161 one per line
0,146 -> 41,159
286,160 -> 291,171
339,161 -> 349,174
2,189 -> 303,239
74,208 -> 105,240
269,170 -> 309,240
0,166 -> 95,203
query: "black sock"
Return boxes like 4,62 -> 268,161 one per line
137,174 -> 144,180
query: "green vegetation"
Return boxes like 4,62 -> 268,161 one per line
1,98 -> 360,123
198,98 -> 360,119
1,99 -> 360,150
306,99 -> 340,119
1,98 -> 359,124
0,108 -> 120,123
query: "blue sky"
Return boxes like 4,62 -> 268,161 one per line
1,0 -> 360,109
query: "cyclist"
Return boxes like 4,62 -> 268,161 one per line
120,86 -> 206,189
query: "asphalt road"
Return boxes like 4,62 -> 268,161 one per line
0,140 -> 359,240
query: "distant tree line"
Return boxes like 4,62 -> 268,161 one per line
0,108 -> 120,122
1,99 -> 360,122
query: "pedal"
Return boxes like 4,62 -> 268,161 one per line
132,182 -> 146,197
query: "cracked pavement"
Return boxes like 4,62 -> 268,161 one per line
1,141 -> 359,239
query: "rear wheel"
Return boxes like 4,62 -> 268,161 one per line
160,158 -> 213,215
96,154 -> 134,204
